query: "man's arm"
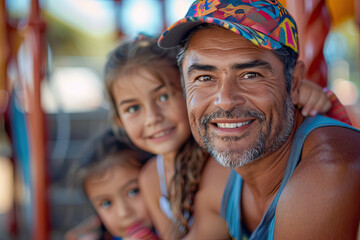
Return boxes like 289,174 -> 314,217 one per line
275,126 -> 360,239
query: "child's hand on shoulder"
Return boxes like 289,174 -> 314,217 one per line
296,79 -> 331,117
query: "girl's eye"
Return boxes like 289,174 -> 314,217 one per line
128,187 -> 140,197
100,200 -> 112,209
196,75 -> 213,82
243,72 -> 262,79
159,93 -> 169,102
126,105 -> 140,113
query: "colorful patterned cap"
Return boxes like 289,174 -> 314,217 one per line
158,0 -> 298,53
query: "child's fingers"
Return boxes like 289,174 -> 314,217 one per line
301,90 -> 320,116
297,88 -> 310,108
310,94 -> 332,115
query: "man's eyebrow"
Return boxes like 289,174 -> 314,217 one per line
186,60 -> 273,78
186,64 -> 216,77
119,84 -> 165,106
232,60 -> 272,72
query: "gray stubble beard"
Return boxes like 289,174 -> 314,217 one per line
201,96 -> 295,168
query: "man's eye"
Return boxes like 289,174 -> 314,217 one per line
196,75 -> 213,82
159,93 -> 169,102
128,187 -> 140,197
126,105 -> 140,113
100,200 -> 112,209
243,72 -> 262,79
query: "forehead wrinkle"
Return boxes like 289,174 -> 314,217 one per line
231,60 -> 274,73
185,28 -> 272,62
185,42 -> 272,70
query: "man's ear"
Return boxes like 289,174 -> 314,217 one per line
291,60 -> 306,104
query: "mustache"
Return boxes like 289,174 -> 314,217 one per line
200,107 -> 266,125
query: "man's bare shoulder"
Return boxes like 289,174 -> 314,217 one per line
302,125 -> 360,162
274,125 -> 360,239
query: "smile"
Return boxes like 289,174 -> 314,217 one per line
150,128 -> 174,138
216,120 -> 252,129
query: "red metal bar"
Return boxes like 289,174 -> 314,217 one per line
159,0 -> 167,30
356,0 -> 360,72
114,0 -> 124,39
0,0 -> 9,113
286,0 -> 331,87
26,0 -> 49,239
0,2 -> 15,239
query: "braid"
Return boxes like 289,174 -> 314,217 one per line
169,136 -> 209,238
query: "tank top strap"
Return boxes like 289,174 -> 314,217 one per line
271,115 -> 358,210
221,115 -> 359,240
253,115 -> 360,239
156,154 -> 168,197
156,155 -> 174,221
220,169 -> 243,239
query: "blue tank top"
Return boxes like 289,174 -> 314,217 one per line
220,115 -> 360,240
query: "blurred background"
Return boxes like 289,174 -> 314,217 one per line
0,0 -> 359,239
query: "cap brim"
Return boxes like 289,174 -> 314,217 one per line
158,19 -> 205,49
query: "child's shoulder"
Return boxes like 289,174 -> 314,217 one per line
138,155 -> 162,205
139,156 -> 158,185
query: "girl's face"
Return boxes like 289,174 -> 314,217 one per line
112,65 -> 191,157
84,154 -> 152,237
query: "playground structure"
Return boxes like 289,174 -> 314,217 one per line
0,0 -> 359,239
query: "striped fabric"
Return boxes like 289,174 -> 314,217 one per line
324,88 -> 352,125
125,223 -> 160,240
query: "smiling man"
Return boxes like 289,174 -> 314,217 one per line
159,0 -> 360,239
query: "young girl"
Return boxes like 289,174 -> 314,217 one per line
66,128 -> 159,240
103,35 -> 349,239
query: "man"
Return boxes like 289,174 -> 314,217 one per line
159,0 -> 360,239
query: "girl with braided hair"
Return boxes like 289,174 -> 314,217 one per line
103,34 -> 342,239
103,34 -> 209,239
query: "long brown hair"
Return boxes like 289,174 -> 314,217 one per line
171,137 -> 209,237
104,35 -> 209,238
70,128 -> 153,193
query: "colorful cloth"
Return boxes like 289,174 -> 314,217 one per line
324,88 -> 352,125
125,223 -> 160,240
159,0 -> 298,54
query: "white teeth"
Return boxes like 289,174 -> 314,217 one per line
153,130 -> 170,138
217,121 -> 251,128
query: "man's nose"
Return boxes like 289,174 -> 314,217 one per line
214,78 -> 246,110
